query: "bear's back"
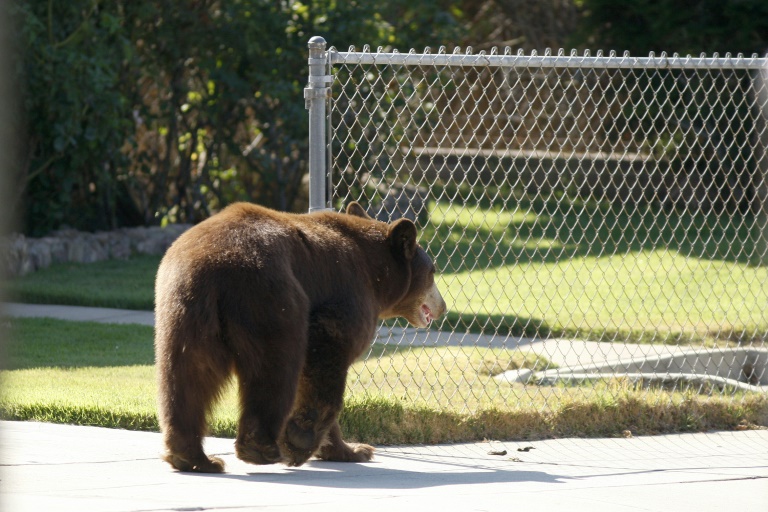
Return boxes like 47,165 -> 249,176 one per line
158,203 -> 390,303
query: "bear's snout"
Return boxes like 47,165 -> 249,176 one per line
416,282 -> 447,328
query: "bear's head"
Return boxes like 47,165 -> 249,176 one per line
347,202 -> 447,328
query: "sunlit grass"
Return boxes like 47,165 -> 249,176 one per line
1,318 -> 765,443
424,200 -> 768,344
348,345 -> 557,412
6,255 -> 159,310
7,200 -> 768,345
434,251 -> 768,342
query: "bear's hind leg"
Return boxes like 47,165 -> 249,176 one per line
160,393 -> 228,472
157,343 -> 231,473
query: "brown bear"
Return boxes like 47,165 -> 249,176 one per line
154,201 -> 446,473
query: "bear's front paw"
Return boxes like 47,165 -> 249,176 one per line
317,441 -> 375,463
163,452 -> 226,473
280,418 -> 318,467
235,440 -> 282,465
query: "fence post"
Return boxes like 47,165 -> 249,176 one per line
305,36 -> 332,213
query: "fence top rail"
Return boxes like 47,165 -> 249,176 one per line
328,47 -> 768,70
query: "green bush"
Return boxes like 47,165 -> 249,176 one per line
13,1 -> 135,235
12,0 -> 462,235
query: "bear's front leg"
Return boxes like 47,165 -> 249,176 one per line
280,403 -> 334,466
279,323 -> 357,467
279,365 -> 345,467
280,304 -> 376,467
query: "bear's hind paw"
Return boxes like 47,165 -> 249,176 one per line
346,443 -> 375,462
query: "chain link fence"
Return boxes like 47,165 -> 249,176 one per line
306,38 -> 768,437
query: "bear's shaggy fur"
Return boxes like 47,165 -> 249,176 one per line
154,202 -> 446,472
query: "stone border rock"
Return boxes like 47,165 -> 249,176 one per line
2,225 -> 192,277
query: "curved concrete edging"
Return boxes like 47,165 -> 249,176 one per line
494,347 -> 768,392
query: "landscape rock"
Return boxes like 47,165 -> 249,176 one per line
2,224 -> 192,277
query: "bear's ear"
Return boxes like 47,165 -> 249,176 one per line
346,202 -> 371,219
387,218 -> 418,260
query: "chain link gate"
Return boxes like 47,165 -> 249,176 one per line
305,37 -> 768,443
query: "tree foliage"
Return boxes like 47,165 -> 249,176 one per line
454,0 -> 578,52
14,1 -> 135,235
13,0 -> 461,235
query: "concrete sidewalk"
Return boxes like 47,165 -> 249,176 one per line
4,302 -> 155,326
1,421 -> 766,512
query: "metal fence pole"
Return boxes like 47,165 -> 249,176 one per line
305,36 -> 332,213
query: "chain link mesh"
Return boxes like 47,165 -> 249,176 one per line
324,45 -> 768,418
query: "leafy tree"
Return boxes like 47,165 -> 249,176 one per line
455,0 -> 578,52
12,0 -> 135,235
13,0 -> 462,234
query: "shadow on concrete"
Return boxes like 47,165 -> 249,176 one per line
180,456 -> 576,490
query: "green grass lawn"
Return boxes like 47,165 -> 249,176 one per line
422,199 -> 768,345
2,317 -> 765,444
7,198 -> 768,347
6,255 -> 158,310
